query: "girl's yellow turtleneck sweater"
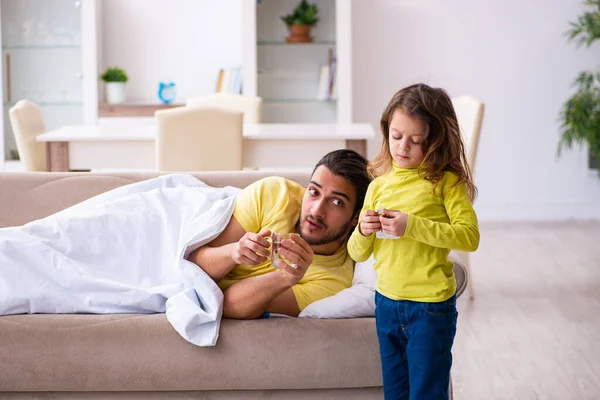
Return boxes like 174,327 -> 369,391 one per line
348,163 -> 479,302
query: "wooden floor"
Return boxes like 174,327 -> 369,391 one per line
453,221 -> 600,400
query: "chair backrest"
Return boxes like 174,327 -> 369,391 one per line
452,95 -> 484,173
186,93 -> 263,124
155,105 -> 243,172
8,100 -> 47,171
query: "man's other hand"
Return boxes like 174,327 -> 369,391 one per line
231,229 -> 271,265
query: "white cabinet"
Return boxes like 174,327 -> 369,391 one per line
241,0 -> 352,124
0,0 -> 99,169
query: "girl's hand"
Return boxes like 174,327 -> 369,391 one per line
379,209 -> 409,237
359,210 -> 382,237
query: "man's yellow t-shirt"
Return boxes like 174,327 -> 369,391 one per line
217,177 -> 354,311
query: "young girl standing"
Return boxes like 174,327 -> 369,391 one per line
348,83 -> 479,400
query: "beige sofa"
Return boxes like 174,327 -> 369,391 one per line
0,171 -> 383,399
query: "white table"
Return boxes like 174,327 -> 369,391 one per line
36,123 -> 375,172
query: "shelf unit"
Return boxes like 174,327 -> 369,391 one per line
241,0 -> 352,124
98,102 -> 184,118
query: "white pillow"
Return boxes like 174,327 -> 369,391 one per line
351,255 -> 377,286
298,255 -> 468,318
299,256 -> 377,319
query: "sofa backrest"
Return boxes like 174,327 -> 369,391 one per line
0,171 -> 311,228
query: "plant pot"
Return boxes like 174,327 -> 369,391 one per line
105,82 -> 126,104
286,24 -> 313,43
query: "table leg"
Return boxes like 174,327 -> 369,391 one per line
46,142 -> 69,172
345,139 -> 367,158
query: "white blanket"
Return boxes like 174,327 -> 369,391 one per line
0,174 -> 239,346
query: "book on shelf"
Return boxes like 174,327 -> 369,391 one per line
316,49 -> 337,101
316,65 -> 330,100
328,56 -> 337,100
215,70 -> 225,92
215,66 -> 243,94
330,73 -> 337,100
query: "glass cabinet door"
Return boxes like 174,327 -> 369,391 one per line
1,0 -> 83,163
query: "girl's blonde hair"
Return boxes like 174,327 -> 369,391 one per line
369,83 -> 478,202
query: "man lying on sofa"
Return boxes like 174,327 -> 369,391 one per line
187,149 -> 371,319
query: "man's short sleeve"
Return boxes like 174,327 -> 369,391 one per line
232,180 -> 264,233
291,275 -> 351,311
290,253 -> 354,311
232,177 -> 304,234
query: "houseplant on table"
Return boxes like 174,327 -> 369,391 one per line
101,66 -> 128,104
280,0 -> 319,43
559,0 -> 600,171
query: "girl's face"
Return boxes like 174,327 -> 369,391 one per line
388,108 -> 427,169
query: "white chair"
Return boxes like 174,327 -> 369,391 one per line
453,95 -> 484,172
8,100 -> 47,171
451,95 -> 485,301
155,105 -> 243,172
186,93 -> 263,124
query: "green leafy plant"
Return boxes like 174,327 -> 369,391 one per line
280,0 -> 319,26
100,66 -> 128,83
559,0 -> 600,169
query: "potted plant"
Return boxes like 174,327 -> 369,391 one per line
280,0 -> 319,43
558,0 -> 600,172
101,66 -> 128,104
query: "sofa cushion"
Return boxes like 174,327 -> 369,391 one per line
0,314 -> 381,392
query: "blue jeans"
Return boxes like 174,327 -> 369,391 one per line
375,291 -> 458,400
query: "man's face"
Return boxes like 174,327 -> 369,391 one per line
297,166 -> 358,248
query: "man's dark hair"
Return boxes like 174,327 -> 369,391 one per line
312,149 -> 372,215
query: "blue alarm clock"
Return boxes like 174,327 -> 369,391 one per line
157,81 -> 176,104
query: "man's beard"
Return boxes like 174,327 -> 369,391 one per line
296,215 -> 355,246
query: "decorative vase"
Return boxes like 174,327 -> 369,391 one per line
286,24 -> 313,43
105,82 -> 126,104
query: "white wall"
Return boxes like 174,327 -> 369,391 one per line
101,0 -> 242,103
352,0 -> 600,221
